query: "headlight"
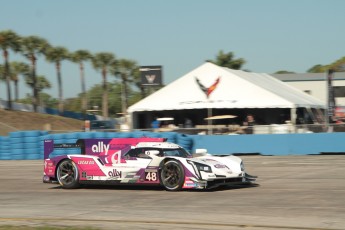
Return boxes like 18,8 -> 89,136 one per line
195,162 -> 212,172
187,160 -> 212,173
240,161 -> 245,171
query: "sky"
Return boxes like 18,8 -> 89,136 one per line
1,0 -> 345,100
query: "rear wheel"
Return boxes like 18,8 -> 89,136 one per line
56,159 -> 80,189
160,160 -> 185,191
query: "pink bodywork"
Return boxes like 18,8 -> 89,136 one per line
43,137 -> 165,180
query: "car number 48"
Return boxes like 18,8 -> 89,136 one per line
145,172 -> 157,181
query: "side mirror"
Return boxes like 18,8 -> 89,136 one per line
193,149 -> 209,157
195,149 -> 207,154
145,150 -> 160,156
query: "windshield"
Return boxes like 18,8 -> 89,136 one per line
125,147 -> 192,158
162,148 -> 192,158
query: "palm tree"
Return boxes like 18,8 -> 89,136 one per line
207,50 -> 245,70
0,64 -> 4,97
307,57 -> 345,73
70,50 -> 92,114
0,30 -> 21,109
9,61 -> 30,101
111,59 -> 137,115
21,35 -> 50,112
25,74 -> 51,106
0,64 -> 4,80
130,64 -> 146,99
91,52 -> 115,118
45,46 -> 69,114
36,75 -> 52,102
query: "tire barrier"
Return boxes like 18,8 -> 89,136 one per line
0,136 -> 11,160
176,133 -> 193,152
0,131 -> 49,160
3,131 -> 36,160
0,131 -> 194,160
10,132 -> 25,160
160,132 -> 178,143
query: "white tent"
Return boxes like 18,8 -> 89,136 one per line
129,62 -> 324,111
128,62 -> 325,128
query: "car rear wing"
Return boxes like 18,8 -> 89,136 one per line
44,137 -> 166,160
44,139 -> 83,159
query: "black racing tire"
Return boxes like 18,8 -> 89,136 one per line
56,159 -> 80,189
160,160 -> 185,191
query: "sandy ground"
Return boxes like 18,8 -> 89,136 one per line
0,155 -> 344,230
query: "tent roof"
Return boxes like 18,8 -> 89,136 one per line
128,62 -> 325,113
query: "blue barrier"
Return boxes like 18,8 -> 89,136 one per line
0,131 -> 194,160
3,131 -> 344,160
190,133 -> 345,155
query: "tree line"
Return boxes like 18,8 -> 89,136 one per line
0,30 -> 149,118
3,29 -> 342,118
0,30 -> 246,118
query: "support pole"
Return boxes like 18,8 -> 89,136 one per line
290,107 -> 297,133
208,107 -> 212,135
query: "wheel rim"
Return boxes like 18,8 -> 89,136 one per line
57,160 -> 77,186
161,162 -> 182,189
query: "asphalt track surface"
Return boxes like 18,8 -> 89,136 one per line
0,156 -> 344,230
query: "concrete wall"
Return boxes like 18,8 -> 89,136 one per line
191,133 -> 345,155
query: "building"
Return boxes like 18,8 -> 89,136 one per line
271,72 -> 345,106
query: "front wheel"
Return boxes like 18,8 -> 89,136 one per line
160,160 -> 185,191
56,159 -> 80,189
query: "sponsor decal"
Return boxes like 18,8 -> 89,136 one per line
145,169 -> 158,173
183,179 -> 197,187
78,160 -> 95,165
202,159 -> 217,163
183,177 -> 197,188
45,161 -> 54,169
92,142 -> 110,154
110,151 -> 123,164
179,100 -> 237,105
111,165 -> 136,168
146,166 -> 158,169
214,164 -> 229,169
108,169 -> 122,178
184,182 -> 197,187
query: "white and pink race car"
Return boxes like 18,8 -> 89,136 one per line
43,138 -> 256,191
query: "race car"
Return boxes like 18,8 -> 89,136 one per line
43,137 -> 257,191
